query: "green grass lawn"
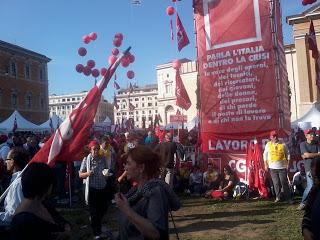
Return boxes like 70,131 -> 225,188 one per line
57,196 -> 304,240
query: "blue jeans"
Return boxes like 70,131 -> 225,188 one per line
301,171 -> 313,205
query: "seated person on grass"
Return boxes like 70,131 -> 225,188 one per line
203,163 -> 220,192
189,165 -> 203,196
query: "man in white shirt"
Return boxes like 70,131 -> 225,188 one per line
0,147 -> 29,224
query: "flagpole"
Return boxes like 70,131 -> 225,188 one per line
192,4 -> 202,159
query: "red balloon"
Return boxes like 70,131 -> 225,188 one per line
166,6 -> 175,16
108,55 -> 117,65
128,54 -> 135,63
172,0 -> 177,2
83,66 -> 91,76
75,64 -> 84,73
87,60 -> 95,69
78,47 -> 87,57
92,69 -> 100,78
121,57 -> 130,68
114,33 -> 123,41
172,59 -> 181,70
83,35 -> 91,44
127,70 -> 135,79
113,38 -> 122,47
89,32 -> 97,41
100,67 -> 107,76
112,48 -> 119,56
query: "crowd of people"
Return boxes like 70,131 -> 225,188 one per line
0,126 -> 319,239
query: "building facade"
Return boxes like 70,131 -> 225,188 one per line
287,4 -> 320,121
49,92 -> 113,123
156,59 -> 198,125
114,84 -> 158,128
0,40 -> 51,124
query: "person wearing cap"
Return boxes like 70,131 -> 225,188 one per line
263,130 -> 292,203
79,140 -> 113,239
298,129 -> 320,210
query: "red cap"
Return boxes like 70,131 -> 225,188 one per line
88,140 -> 99,149
270,130 -> 278,137
304,129 -> 314,135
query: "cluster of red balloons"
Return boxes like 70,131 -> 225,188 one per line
302,0 -> 317,5
76,32 -> 103,78
82,32 -> 97,44
108,33 -> 135,80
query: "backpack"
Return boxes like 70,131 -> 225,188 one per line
233,182 -> 248,200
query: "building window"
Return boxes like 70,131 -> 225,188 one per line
136,111 -> 138,114
167,73 -> 169,78
136,117 -> 139,121
148,103 -> 152,107
10,61 -> 17,77
155,96 -> 157,99
148,97 -> 152,100
135,104 -> 138,107
135,98 -> 139,101
155,102 -> 157,106
67,98 -> 70,102
26,93 -> 32,108
149,116 -> 152,121
155,110 -> 158,113
62,99 -> 66,102
142,111 -> 145,114
142,98 -> 145,101
142,103 -> 145,107
77,97 -> 81,100
25,64 -> 30,79
72,98 -> 75,101
165,84 -> 172,94
11,92 -> 17,106
149,110 -> 152,114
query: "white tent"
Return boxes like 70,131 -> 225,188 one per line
291,104 -> 320,129
0,110 -> 40,132
38,114 -> 63,131
93,116 -> 112,132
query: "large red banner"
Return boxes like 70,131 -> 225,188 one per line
195,0 -> 290,153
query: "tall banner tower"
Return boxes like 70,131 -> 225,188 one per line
194,0 -> 291,179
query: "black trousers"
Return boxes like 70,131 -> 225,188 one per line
88,187 -> 111,236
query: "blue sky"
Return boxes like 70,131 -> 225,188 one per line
0,0 -> 311,101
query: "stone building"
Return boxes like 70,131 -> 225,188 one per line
0,40 -> 50,124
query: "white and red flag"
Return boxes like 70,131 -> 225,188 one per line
129,102 -> 135,111
176,13 -> 190,51
307,20 -> 320,89
30,48 -> 129,167
175,70 -> 191,110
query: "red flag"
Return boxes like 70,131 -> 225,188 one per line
114,95 -> 119,110
12,116 -> 17,132
114,81 -> 120,90
175,70 -> 191,110
308,21 -> 319,59
308,20 -> 320,89
30,49 -> 127,167
176,13 -> 190,51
